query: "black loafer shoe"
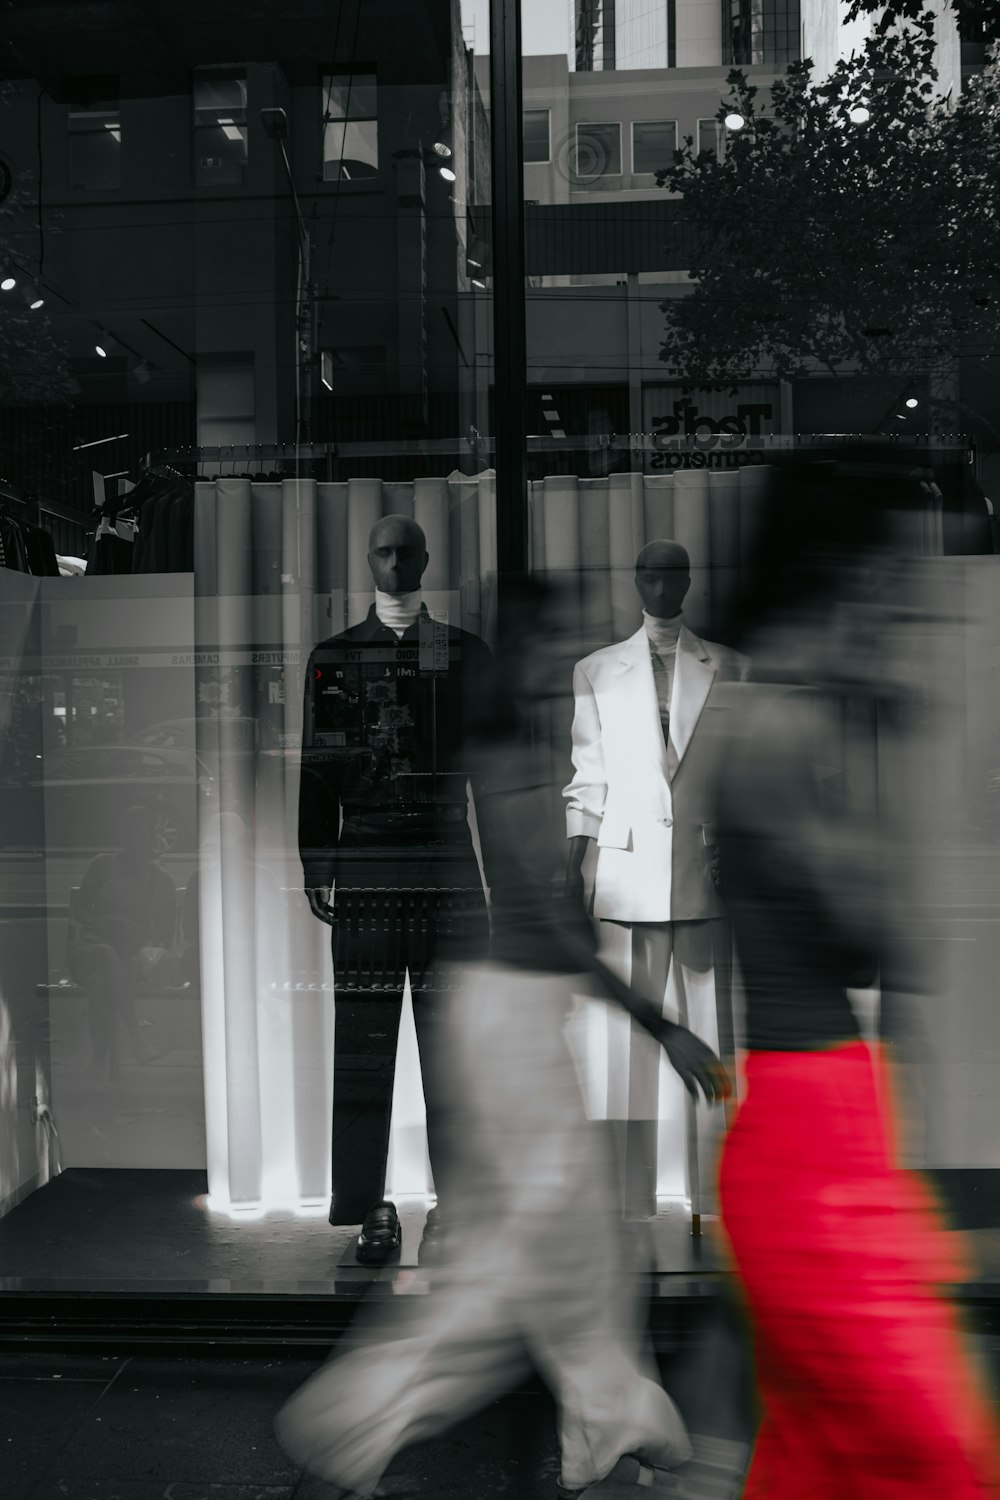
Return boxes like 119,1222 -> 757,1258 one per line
355,1200 -> 402,1265
418,1206 -> 447,1266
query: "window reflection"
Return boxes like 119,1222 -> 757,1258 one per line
68,99 -> 121,191
194,72 -> 248,187
321,73 -> 379,181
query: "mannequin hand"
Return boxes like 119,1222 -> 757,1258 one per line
655,1021 -> 731,1105
305,887 -> 336,926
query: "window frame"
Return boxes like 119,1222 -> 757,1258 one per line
573,120 -> 623,179
320,71 -> 380,184
696,117 -> 725,161
630,118 -> 679,176
522,107 -> 551,165
192,69 -> 249,189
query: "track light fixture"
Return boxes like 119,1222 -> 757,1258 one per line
1,273 -> 15,292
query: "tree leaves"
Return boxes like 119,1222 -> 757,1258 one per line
658,5 -> 1000,409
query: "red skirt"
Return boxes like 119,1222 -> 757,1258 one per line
719,1041 -> 998,1499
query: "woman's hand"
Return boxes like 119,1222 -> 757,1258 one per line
653,1020 -> 732,1105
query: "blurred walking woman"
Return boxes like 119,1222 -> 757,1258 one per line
277,577 -> 728,1500
714,461 -> 998,1499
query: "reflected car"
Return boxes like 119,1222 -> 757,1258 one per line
0,744 -> 215,855
133,716 -> 262,756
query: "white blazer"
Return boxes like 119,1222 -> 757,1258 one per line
564,623 -> 750,924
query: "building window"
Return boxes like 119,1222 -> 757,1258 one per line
68,98 -> 121,190
697,118 -> 725,160
574,121 -> 622,178
194,73 -> 248,187
632,120 -> 678,175
322,74 -> 378,182
523,109 -> 551,164
728,0 -> 801,66
573,0 -> 617,71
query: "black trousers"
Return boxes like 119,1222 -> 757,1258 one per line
329,844 -> 488,1225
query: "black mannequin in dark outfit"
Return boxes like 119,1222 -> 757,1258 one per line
299,515 -> 493,1262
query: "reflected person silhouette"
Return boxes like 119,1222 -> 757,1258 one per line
277,576 -> 729,1500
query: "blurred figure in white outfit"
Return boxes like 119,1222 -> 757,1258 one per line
276,576 -> 729,1500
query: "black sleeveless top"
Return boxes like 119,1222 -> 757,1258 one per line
715,688 -> 873,1051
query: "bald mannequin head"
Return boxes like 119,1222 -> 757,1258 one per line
368,514 -> 428,595
635,539 -> 691,619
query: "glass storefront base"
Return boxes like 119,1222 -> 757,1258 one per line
0,1166 -> 998,1352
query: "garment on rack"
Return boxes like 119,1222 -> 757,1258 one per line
88,516 -> 136,576
0,512 -> 30,573
130,468 -> 194,573
23,524 -> 59,577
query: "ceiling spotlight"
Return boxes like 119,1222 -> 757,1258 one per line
22,281 -> 44,309
1,274 -> 15,292
432,140 -> 452,159
134,359 -> 153,385
467,253 -> 483,269
724,112 -> 746,131
95,328 -> 119,358
439,164 -> 457,182
471,276 -> 487,289
905,397 -> 919,409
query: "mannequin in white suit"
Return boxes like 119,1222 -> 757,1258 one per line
564,540 -> 749,1219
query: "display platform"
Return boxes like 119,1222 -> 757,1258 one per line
0,1168 -> 998,1351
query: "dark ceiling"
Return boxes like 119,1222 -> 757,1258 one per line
0,0 -> 457,95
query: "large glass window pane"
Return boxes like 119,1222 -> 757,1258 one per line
0,0 -> 496,1313
518,0 -> 1000,1288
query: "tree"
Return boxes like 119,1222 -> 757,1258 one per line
656,5 -> 1000,432
0,181 -> 70,407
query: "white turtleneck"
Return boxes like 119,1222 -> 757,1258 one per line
374,589 -> 423,638
643,609 -> 683,656
643,610 -> 683,773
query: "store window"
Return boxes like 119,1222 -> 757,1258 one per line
632,119 -> 677,175
194,72 -> 248,187
573,120 -> 621,178
523,108 -> 551,163
321,73 -> 379,181
68,97 -> 121,191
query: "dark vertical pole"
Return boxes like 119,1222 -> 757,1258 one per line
489,0 -> 528,576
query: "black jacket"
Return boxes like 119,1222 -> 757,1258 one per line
298,604 -> 496,890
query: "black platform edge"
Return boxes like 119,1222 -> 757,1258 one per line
2,1277 -> 999,1355
0,1278 -> 730,1355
